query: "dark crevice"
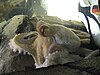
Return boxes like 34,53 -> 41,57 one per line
15,17 -> 35,34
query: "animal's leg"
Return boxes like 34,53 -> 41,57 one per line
36,48 -> 45,66
8,32 -> 39,67
84,49 -> 99,59
36,44 -> 82,68
75,47 -> 99,59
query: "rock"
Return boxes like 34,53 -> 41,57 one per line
0,0 -> 47,21
0,15 -> 36,74
2,15 -> 35,37
2,56 -> 100,75
1,65 -> 93,75
0,1 -> 12,22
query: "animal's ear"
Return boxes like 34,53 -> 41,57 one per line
36,20 -> 49,37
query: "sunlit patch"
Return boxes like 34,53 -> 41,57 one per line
45,0 -> 80,20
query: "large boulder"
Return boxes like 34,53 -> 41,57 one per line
0,15 -> 36,74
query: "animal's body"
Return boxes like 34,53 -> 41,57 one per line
9,20 -> 99,68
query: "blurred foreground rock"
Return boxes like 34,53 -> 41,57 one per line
0,15 -> 99,75
0,0 -> 47,22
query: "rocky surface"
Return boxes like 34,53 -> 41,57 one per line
1,57 -> 100,75
0,15 -> 100,75
0,15 -> 36,74
0,0 -> 47,22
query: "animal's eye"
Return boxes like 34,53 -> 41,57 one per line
23,35 -> 35,39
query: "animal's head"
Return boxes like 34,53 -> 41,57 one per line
36,20 -> 56,37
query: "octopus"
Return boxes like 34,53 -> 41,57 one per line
9,20 -> 99,68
